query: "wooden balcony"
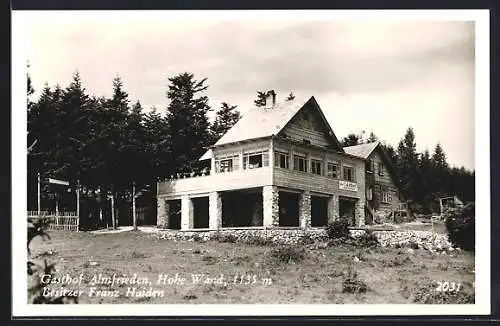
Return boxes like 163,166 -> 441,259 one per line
158,167 -> 272,197
273,168 -> 364,198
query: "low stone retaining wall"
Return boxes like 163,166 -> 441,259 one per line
154,227 -> 453,251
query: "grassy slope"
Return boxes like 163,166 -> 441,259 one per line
29,230 -> 474,304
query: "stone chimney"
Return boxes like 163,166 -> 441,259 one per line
265,90 -> 276,109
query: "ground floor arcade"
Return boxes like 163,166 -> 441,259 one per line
157,186 -> 365,230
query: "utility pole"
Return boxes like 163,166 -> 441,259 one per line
37,172 -> 41,216
111,187 -> 116,230
76,179 -> 80,231
132,182 -> 137,230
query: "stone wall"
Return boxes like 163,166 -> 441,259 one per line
327,195 -> 339,223
299,191 -> 311,228
154,227 -> 453,251
262,186 -> 279,226
157,197 -> 168,228
355,198 -> 366,227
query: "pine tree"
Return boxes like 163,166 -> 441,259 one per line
211,102 -> 241,142
432,143 -> 448,170
341,133 -> 362,147
397,127 -> 419,203
431,143 -> 449,196
254,91 -> 267,107
286,92 -> 296,101
56,71 -> 90,183
165,72 -> 212,173
367,132 -> 378,143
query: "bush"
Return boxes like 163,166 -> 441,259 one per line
242,235 -> 273,246
445,203 -> 475,251
342,265 -> 368,294
410,282 -> 475,304
353,229 -> 379,247
28,217 -> 78,304
326,220 -> 350,240
269,245 -> 305,264
214,233 -> 237,243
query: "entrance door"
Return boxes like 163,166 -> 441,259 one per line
278,192 -> 300,227
339,197 -> 357,226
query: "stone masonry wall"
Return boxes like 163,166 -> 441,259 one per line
263,186 -> 279,226
154,228 -> 453,252
327,195 -> 339,223
355,198 -> 366,227
157,197 -> 168,228
299,190 -> 311,228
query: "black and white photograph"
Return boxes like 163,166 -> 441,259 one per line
12,9 -> 490,316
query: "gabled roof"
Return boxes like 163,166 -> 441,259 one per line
344,141 -> 402,190
200,96 -> 343,160
343,141 -> 380,159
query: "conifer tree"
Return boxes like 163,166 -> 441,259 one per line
211,102 -> 241,142
165,72 -> 212,173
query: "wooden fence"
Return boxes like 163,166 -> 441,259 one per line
28,211 -> 79,231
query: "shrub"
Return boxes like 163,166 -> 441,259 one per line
243,235 -> 273,246
214,233 -> 237,243
411,282 -> 474,304
342,265 -> 368,294
28,217 -> 78,304
445,203 -> 475,251
354,229 -> 379,247
270,245 -> 305,264
326,220 -> 350,240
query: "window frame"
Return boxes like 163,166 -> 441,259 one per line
243,150 -> 269,170
342,164 -> 356,182
327,161 -> 339,178
311,159 -> 322,175
381,191 -> 392,203
293,153 -> 308,172
215,155 -> 237,173
378,162 -> 385,176
274,151 -> 289,169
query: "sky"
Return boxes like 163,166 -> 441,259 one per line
21,11 -> 476,170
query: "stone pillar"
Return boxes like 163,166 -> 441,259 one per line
299,190 -> 311,229
327,194 -> 339,223
157,197 -> 169,228
209,192 -> 222,229
181,196 -> 194,230
355,198 -> 366,227
263,186 -> 279,227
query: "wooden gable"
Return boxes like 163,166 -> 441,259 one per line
279,99 -> 342,151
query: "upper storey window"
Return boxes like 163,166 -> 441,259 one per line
274,151 -> 289,169
342,164 -> 356,182
327,161 -> 339,178
243,150 -> 269,169
215,153 -> 239,173
293,153 -> 308,172
311,159 -> 322,175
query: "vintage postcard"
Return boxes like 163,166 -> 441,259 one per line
12,9 -> 490,316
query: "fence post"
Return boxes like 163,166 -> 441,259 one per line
133,182 -> 137,230
76,179 -> 80,231
111,188 -> 116,230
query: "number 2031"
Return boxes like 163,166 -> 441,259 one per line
436,281 -> 461,292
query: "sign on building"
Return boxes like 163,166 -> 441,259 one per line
339,180 -> 358,192
48,178 -> 69,186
